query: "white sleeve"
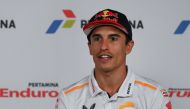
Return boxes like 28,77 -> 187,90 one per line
151,87 -> 172,109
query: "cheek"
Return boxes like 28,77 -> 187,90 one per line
114,44 -> 127,54
115,47 -> 127,60
89,45 -> 99,55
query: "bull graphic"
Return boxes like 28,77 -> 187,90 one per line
82,103 -> 96,109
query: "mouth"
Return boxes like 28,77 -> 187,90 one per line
98,54 -> 112,59
97,54 -> 113,62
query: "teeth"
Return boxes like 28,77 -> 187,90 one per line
101,55 -> 109,58
99,54 -> 112,58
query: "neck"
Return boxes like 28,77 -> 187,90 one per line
94,65 -> 127,97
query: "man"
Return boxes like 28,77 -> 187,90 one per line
56,9 -> 172,109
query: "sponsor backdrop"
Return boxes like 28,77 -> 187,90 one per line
0,0 -> 189,109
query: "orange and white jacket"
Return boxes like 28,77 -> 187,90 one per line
56,68 -> 172,109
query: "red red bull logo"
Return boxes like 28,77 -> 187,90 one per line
95,10 -> 118,20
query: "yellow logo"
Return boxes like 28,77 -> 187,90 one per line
102,10 -> 110,18
119,101 -> 135,109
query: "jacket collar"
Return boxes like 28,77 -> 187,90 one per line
89,67 -> 135,97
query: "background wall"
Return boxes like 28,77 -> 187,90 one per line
0,0 -> 189,109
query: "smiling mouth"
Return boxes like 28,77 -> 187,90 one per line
98,54 -> 112,59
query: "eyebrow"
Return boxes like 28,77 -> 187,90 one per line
91,33 -> 121,37
108,34 -> 121,37
91,34 -> 101,38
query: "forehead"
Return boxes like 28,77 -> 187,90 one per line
91,25 -> 125,35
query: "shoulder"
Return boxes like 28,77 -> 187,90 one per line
63,76 -> 90,95
133,73 -> 171,103
134,74 -> 172,108
56,75 -> 91,109
134,74 -> 161,91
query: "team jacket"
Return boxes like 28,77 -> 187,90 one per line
56,68 -> 172,109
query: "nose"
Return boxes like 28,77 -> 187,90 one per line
100,39 -> 109,51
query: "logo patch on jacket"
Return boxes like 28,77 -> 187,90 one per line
119,101 -> 135,109
83,103 -> 96,109
166,101 -> 172,109
160,89 -> 169,97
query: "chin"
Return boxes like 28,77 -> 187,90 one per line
97,65 -> 114,73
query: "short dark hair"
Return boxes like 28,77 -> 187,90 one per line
87,25 -> 131,45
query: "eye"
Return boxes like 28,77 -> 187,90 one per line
92,36 -> 101,42
110,35 -> 118,41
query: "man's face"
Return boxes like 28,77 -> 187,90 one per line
88,26 -> 134,72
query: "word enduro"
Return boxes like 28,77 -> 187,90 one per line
0,88 -> 58,98
168,88 -> 190,98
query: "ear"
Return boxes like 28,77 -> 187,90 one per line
126,40 -> 134,55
